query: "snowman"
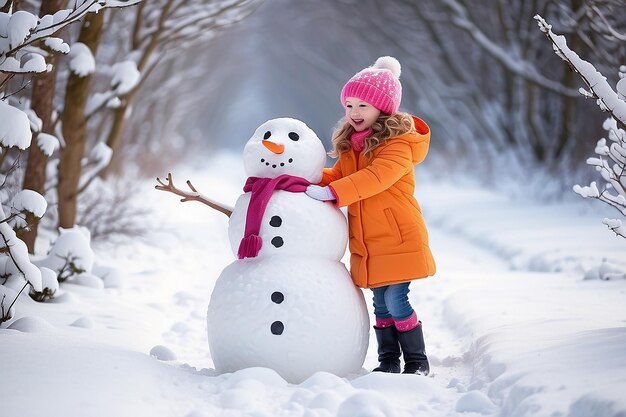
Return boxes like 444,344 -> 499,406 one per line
206,118 -> 369,383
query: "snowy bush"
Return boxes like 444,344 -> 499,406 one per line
0,213 -> 44,323
29,267 -> 58,302
536,16 -> 626,240
35,226 -> 95,282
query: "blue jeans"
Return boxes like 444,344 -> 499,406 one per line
371,282 -> 414,320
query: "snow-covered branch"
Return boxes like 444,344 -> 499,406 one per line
535,15 -> 626,239
535,15 -> 626,129
0,0 -> 141,74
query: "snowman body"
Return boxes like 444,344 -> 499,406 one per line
207,118 -> 369,383
228,191 -> 348,260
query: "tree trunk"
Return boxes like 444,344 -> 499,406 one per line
57,10 -> 105,229
102,101 -> 130,176
0,0 -> 20,13
18,0 -> 68,253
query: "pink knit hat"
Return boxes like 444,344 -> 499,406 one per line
341,56 -> 402,115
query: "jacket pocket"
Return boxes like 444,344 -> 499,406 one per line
384,208 -> 403,244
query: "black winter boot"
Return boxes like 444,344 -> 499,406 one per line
397,322 -> 430,375
372,326 -> 402,373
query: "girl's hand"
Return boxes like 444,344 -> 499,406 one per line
305,185 -> 336,201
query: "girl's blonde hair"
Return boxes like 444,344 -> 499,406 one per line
329,112 -> 416,159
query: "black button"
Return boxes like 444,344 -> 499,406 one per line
269,216 -> 282,227
288,132 -> 299,141
263,131 -> 271,139
271,321 -> 284,335
271,292 -> 284,304
271,237 -> 284,248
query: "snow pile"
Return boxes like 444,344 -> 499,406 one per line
36,226 -> 95,282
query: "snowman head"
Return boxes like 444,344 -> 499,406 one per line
243,118 -> 326,183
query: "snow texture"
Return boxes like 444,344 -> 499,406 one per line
208,257 -> 369,383
0,100 -> 32,150
1,158 -> 626,416
36,132 -> 59,156
110,60 -> 140,95
44,37 -> 70,54
36,226 -> 95,276
68,42 -> 95,77
11,189 -> 47,218
38,267 -> 59,294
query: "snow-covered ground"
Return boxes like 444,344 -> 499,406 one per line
1,151 -> 625,417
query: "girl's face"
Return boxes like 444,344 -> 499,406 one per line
344,97 -> 381,131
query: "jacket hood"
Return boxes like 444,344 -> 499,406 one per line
395,116 -> 431,164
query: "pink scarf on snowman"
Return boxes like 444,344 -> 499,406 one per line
238,174 -> 310,259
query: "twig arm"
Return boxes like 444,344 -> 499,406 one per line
155,173 -> 233,217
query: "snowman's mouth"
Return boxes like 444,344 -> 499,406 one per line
260,157 -> 294,169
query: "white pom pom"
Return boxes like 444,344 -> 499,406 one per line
373,56 -> 401,79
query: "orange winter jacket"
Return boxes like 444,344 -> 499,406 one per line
319,116 -> 436,289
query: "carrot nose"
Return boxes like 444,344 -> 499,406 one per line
262,140 -> 285,154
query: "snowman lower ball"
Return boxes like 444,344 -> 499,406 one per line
207,118 -> 370,383
208,257 -> 368,383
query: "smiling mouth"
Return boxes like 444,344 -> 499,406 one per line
260,157 -> 294,168
352,119 -> 364,125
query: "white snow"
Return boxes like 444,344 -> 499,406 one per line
10,189 -> 47,218
150,344 -> 177,361
5,11 -> 38,50
38,267 -> 59,295
35,226 -> 95,277
7,315 -> 54,332
21,53 -> 48,73
0,100 -> 32,150
68,42 -> 95,77
1,151 -> 625,416
110,60 -> 140,95
44,37 -> 70,54
36,132 -> 59,156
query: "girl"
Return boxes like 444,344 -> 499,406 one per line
305,56 -> 436,375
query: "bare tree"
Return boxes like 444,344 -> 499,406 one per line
102,0 -> 261,175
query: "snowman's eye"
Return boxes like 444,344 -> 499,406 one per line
263,131 -> 271,139
288,132 -> 299,141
